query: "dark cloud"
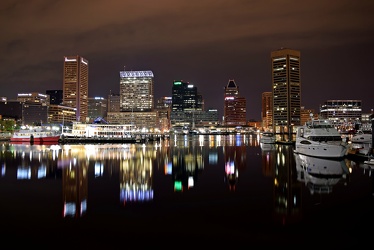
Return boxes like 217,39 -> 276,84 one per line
1,0 -> 374,120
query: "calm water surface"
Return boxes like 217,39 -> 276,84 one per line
0,134 -> 373,247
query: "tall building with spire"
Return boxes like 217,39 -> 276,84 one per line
223,79 -> 246,126
63,55 -> 89,122
271,48 -> 301,132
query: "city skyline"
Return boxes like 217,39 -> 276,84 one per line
1,0 -> 373,121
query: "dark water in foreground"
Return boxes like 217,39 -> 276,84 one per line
0,134 -> 373,247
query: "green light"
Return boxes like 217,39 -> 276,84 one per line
174,181 -> 182,191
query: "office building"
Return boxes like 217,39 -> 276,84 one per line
48,105 -> 76,126
320,99 -> 362,132
107,92 -> 120,112
300,106 -> 318,125
223,79 -> 246,126
106,70 -> 157,130
63,55 -> 89,122
17,92 -> 50,105
171,80 -> 203,112
0,101 -> 23,123
261,92 -> 272,131
119,70 -> 154,112
170,80 -> 205,127
46,90 -> 63,105
88,97 -> 107,123
156,97 -> 172,132
271,48 -> 301,132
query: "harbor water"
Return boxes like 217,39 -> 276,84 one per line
0,134 -> 373,247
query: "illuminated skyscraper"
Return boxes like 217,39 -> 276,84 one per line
171,80 -> 202,112
223,79 -> 246,126
119,70 -> 154,112
261,91 -> 272,130
63,55 -> 89,122
271,48 -> 301,132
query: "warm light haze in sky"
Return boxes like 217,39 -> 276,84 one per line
1,0 -> 373,120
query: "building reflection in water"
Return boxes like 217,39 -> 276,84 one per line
272,144 -> 302,225
0,134 -> 279,221
260,142 -> 276,178
271,144 -> 352,225
4,144 -> 56,180
60,147 -> 88,218
223,135 -> 247,191
170,135 -> 204,192
119,144 -> 154,205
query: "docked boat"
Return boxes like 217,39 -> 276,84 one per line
259,131 -> 276,144
294,115 -> 348,159
10,127 -> 61,144
0,132 -> 12,141
351,130 -> 372,144
347,142 -> 372,156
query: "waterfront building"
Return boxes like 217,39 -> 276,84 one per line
319,99 -> 362,132
17,92 -> 50,105
48,105 -> 76,126
0,101 -> 23,123
22,102 -> 48,125
360,112 -> 373,132
271,48 -> 301,133
223,79 -> 246,127
171,80 -> 203,112
106,70 -> 157,131
261,91 -> 272,131
46,90 -> 63,105
88,97 -> 107,123
63,55 -> 89,122
170,80 -> 207,127
300,107 -> 318,125
106,111 -> 158,132
14,92 -> 49,125
107,92 -> 120,112
155,97 -> 172,132
119,70 -> 154,112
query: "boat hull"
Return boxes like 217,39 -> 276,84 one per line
294,140 -> 347,159
10,135 -> 61,144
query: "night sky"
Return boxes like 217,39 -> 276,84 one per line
1,0 -> 373,121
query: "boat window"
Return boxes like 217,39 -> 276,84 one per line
300,140 -> 312,145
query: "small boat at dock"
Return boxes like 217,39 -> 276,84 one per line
10,127 -> 61,144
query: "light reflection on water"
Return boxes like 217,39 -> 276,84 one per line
0,134 -> 373,246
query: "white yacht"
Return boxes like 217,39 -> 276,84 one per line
351,130 -> 372,144
294,114 -> 348,159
